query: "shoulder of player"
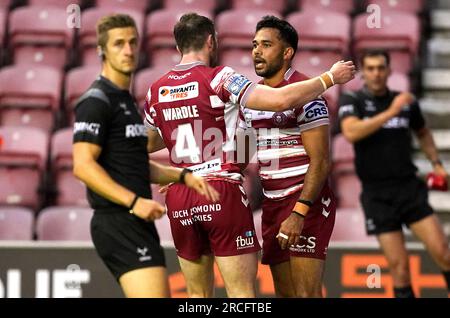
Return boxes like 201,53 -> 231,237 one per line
75,82 -> 112,111
288,70 -> 310,83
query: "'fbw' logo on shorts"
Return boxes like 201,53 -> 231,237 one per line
235,231 -> 255,250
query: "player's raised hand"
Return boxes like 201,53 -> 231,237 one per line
330,60 -> 357,84
132,198 -> 166,222
389,92 -> 415,117
184,173 -> 220,203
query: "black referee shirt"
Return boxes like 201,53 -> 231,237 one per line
73,76 -> 151,212
338,86 -> 426,187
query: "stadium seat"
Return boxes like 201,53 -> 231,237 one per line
8,6 -> 74,68
332,134 -> 355,165
287,11 -> 351,54
145,9 -> 212,62
342,72 -> 410,92
220,49 -> 254,69
299,0 -> 355,14
149,48 -> 181,68
51,128 -> 88,207
216,9 -> 280,50
353,12 -> 420,72
163,0 -> 217,14
133,67 -> 169,111
79,7 -> 144,66
28,0 -> 82,7
330,208 -> 376,242
292,51 -> 344,78
364,0 -> 425,14
0,8 -> 5,63
0,207 -> 34,240
0,0 -> 11,9
36,206 -> 93,241
231,0 -> 287,13
0,64 -> 62,132
65,65 -> 101,124
0,126 -> 48,209
333,173 -> 362,209
95,0 -> 151,11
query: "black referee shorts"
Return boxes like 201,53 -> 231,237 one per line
360,177 -> 434,235
91,210 -> 166,281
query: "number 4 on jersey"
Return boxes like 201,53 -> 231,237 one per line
175,123 -> 201,163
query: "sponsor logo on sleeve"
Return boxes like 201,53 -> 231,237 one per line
224,74 -> 251,97
73,122 -> 101,136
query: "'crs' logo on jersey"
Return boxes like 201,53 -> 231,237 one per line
303,100 -> 328,121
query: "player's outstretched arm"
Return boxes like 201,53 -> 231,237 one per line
245,61 -> 356,112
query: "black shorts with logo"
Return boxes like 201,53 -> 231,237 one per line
91,209 -> 166,281
360,177 -> 434,235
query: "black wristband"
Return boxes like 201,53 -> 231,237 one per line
180,168 -> 192,184
292,211 -> 306,218
129,194 -> 139,210
297,199 -> 313,207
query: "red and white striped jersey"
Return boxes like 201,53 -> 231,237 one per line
144,61 -> 255,182
239,68 -> 330,199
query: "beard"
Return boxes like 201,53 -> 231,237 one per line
254,51 -> 284,78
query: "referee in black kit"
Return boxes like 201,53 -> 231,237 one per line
338,50 -> 450,297
72,14 -> 219,298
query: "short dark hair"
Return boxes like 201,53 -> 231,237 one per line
255,16 -> 299,57
360,50 -> 391,67
96,14 -> 138,51
174,13 -> 215,54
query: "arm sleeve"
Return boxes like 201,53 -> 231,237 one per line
210,66 -> 256,107
409,100 -> 426,131
73,98 -> 110,146
143,87 -> 159,132
338,91 -> 361,121
297,98 -> 330,132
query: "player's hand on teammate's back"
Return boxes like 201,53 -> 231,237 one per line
277,214 -> 305,250
184,174 -> 220,203
329,60 -> 357,84
132,198 -> 166,222
389,92 -> 415,117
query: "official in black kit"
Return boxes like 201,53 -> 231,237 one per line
338,50 -> 450,298
72,14 -> 219,298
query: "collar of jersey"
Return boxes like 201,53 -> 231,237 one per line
173,61 -> 207,71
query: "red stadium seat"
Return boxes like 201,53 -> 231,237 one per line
79,7 -> 144,65
36,206 -> 93,241
364,0 -> 424,14
220,49 -> 254,69
299,0 -> 355,14
65,65 -> 101,124
9,6 -> 74,68
287,11 -> 351,54
342,72 -> 410,92
330,208 -> 375,242
51,128 -> 88,207
0,0 -> 11,9
292,51 -> 343,78
333,173 -> 362,209
353,12 -> 420,72
163,0 -> 217,14
28,0 -> 82,7
332,134 -> 354,165
0,8 -> 5,62
231,0 -> 287,13
95,0 -> 151,11
149,48 -> 181,68
133,67 -> 169,111
216,9 -> 280,49
145,9 -> 213,58
0,207 -> 34,240
0,126 -> 48,209
0,64 -> 62,132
